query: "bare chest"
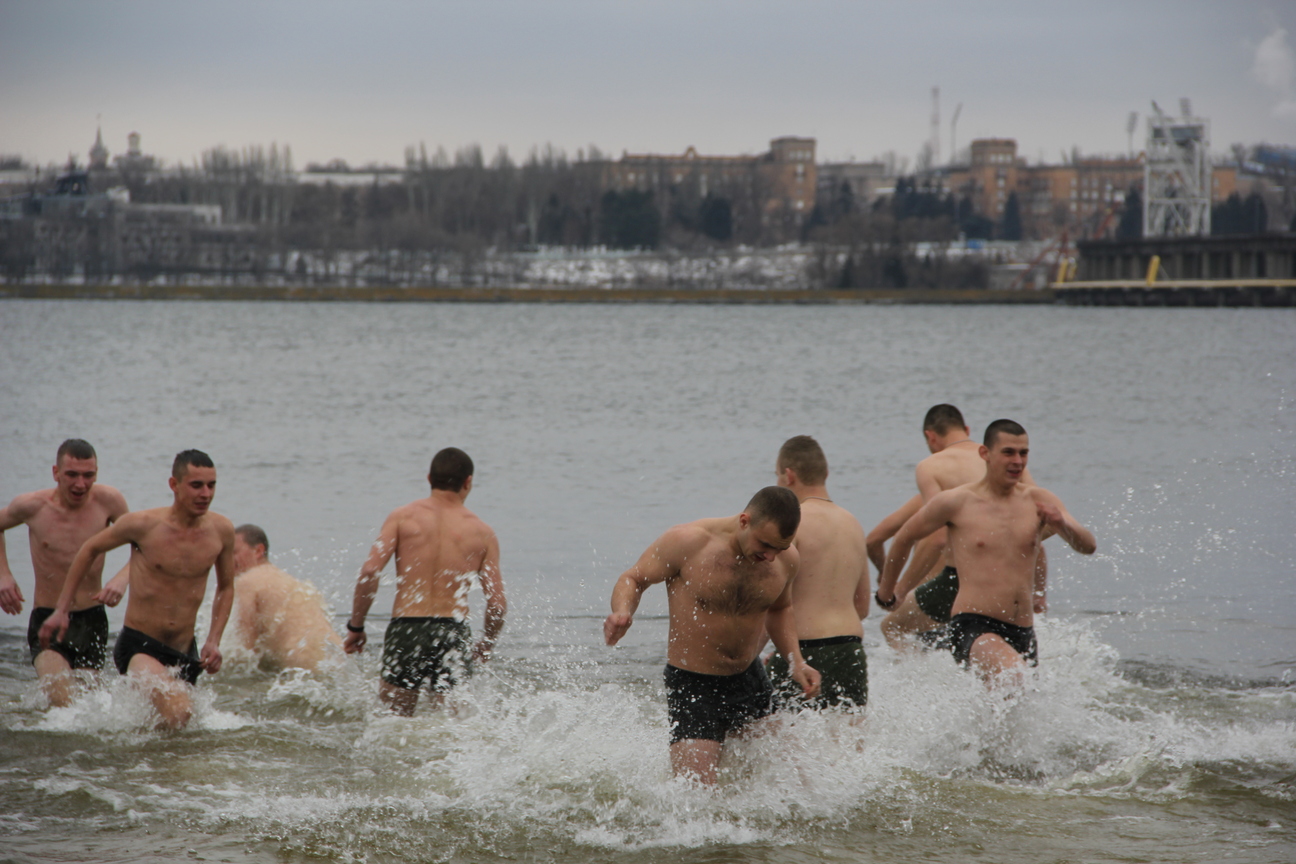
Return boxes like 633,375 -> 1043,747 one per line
678,554 -> 784,618
953,498 -> 1040,557
135,524 -> 223,581
28,503 -> 113,561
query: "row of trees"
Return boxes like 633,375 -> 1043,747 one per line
808,176 -> 1018,245
69,141 -> 1032,258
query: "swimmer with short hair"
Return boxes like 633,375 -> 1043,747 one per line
0,439 -> 129,707
229,524 -> 343,671
40,449 -> 235,729
345,448 -> 506,716
878,421 -> 1095,683
768,436 -> 870,709
873,405 -> 1043,650
604,486 -> 821,784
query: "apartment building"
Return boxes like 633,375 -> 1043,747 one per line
603,137 -> 817,223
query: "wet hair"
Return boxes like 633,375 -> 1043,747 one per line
922,404 -> 966,435
429,447 -> 474,491
744,486 -> 801,539
56,439 -> 96,464
777,435 -> 828,485
235,524 -> 269,555
172,449 -> 215,479
983,419 -> 1027,448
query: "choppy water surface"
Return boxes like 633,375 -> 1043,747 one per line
1,301 -> 1293,863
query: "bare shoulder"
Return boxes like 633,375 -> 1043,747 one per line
1024,484 -> 1062,506
389,499 -> 425,521
932,484 -> 973,506
779,544 -> 801,577
92,484 -> 129,514
459,505 -> 495,533
119,506 -> 169,531
207,512 -> 236,539
671,518 -> 716,545
828,501 -> 866,533
2,489 -> 48,521
654,520 -> 713,557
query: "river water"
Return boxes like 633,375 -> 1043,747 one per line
0,299 -> 1293,864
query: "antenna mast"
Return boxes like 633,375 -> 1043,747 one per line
930,86 -> 941,167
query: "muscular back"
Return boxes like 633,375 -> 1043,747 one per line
232,564 -> 342,669
7,486 -> 127,609
789,500 -> 868,639
388,498 -> 496,619
664,519 -> 799,675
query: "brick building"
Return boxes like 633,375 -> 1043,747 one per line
941,138 -> 1241,239
603,137 -> 816,236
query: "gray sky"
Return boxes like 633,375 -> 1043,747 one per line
2,0 -> 1294,170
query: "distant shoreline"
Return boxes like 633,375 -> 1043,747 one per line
0,283 -> 1056,304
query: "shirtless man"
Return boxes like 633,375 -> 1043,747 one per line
604,487 -> 822,784
878,420 -> 1095,682
0,439 -> 129,706
39,449 -> 235,729
767,436 -> 870,709
344,448 -> 506,716
228,524 -> 343,671
874,404 -> 1043,650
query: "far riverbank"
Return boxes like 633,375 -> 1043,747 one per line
0,283 -> 1055,304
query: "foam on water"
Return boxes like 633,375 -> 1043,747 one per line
3,614 -> 1293,862
43,618 -> 1281,857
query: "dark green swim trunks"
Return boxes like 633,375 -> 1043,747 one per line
380,617 -> 472,692
767,634 -> 868,709
27,605 -> 109,670
914,566 -> 959,623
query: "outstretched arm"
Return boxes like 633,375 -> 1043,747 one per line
877,492 -> 958,607
345,513 -> 399,654
473,533 -> 506,662
603,527 -> 686,646
865,494 -> 922,575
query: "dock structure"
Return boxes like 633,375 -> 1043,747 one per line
1052,278 -> 1295,307
1058,233 -> 1296,306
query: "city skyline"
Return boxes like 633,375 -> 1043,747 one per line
2,0 -> 1294,171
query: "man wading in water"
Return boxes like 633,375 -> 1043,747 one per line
345,447 -> 506,715
766,436 -> 870,710
877,420 -> 1095,683
604,486 -> 821,784
40,449 -> 236,729
0,439 -> 129,706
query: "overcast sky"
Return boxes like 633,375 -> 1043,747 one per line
2,0 -> 1294,170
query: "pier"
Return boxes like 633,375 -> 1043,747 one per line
1059,233 -> 1296,306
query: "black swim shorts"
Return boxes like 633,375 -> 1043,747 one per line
113,626 -> 203,685
767,634 -> 868,709
27,605 -> 109,670
946,613 -> 1038,667
664,658 -> 773,744
380,617 -> 472,692
914,566 -> 959,623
